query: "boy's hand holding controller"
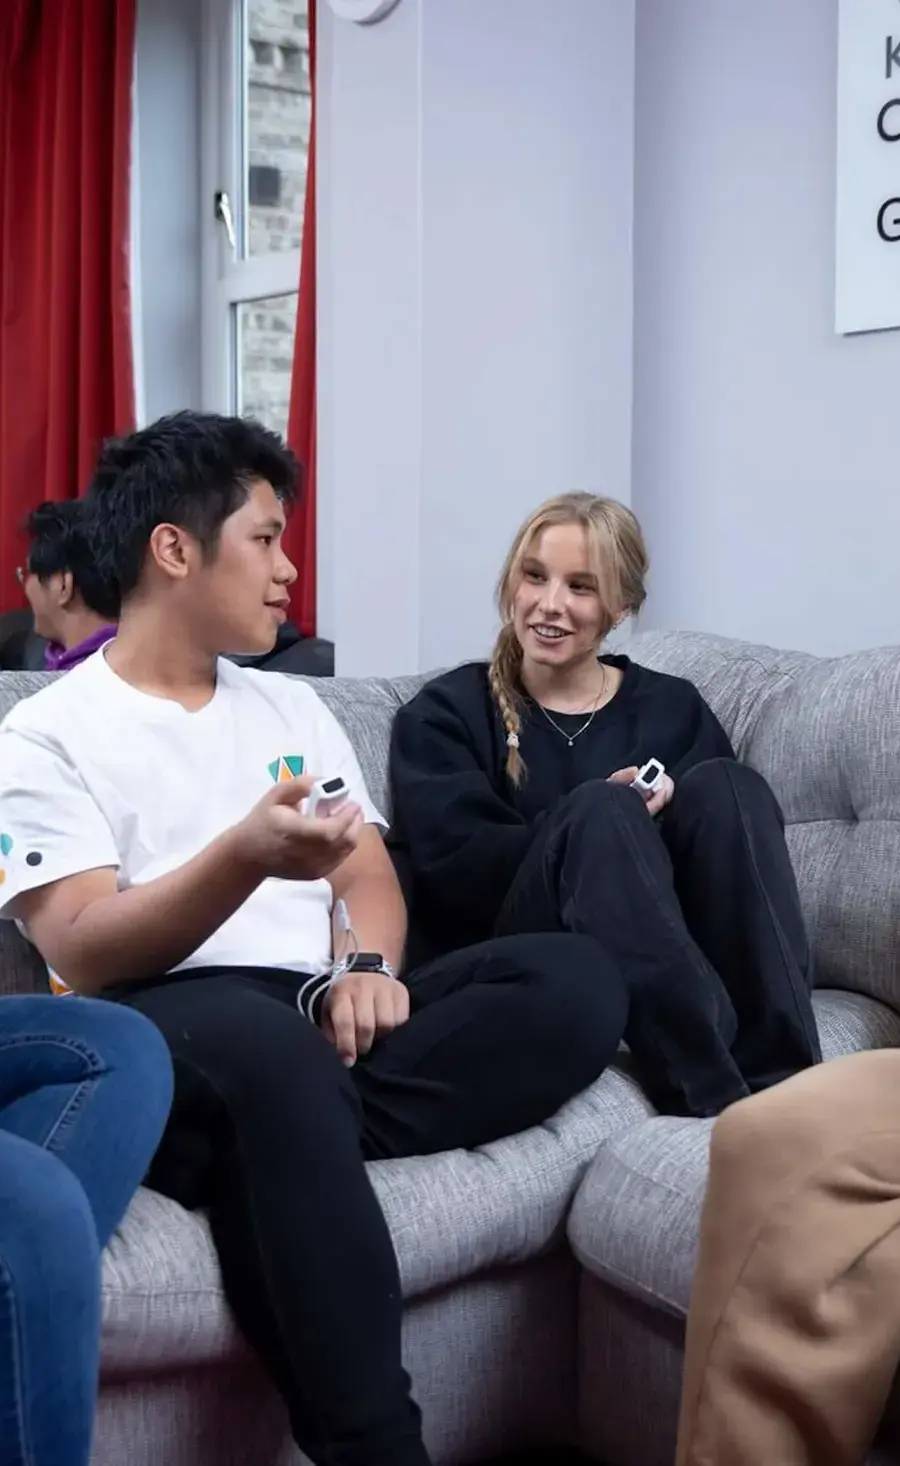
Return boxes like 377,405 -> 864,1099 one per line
239,775 -> 362,882
305,775 -> 351,820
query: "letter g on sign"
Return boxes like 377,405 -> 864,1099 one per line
877,198 -> 900,242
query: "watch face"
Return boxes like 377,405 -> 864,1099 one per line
353,953 -> 384,971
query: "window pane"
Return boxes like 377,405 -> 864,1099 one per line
236,292 -> 299,439
244,1 -> 311,257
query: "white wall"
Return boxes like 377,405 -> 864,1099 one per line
318,0 -> 635,675
632,0 -> 900,656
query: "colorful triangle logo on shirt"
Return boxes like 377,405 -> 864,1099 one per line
268,754 -> 305,784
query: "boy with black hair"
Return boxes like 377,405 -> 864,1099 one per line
0,411 -> 628,1466
18,500 -> 119,670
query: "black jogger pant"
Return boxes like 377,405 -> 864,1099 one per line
108,932 -> 628,1466
496,758 -> 821,1118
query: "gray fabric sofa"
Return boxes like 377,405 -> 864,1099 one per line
1,629 -> 898,1466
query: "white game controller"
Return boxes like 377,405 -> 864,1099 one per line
630,758 -> 666,798
305,775 -> 350,819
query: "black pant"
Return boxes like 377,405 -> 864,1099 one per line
496,758 -> 821,1117
108,933 -> 627,1466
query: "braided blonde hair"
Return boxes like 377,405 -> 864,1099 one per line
490,493 -> 648,785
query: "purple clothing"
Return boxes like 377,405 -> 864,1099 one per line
43,625 -> 116,672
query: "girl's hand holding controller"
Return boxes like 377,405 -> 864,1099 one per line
608,760 -> 675,818
630,759 -> 675,818
643,771 -> 675,817
630,758 -> 666,798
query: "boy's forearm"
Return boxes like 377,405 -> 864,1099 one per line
333,869 -> 407,974
62,828 -> 262,993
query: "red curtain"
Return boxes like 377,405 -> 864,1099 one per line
0,0 -> 136,611
285,0 -> 317,638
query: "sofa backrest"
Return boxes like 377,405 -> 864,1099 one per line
1,630 -> 899,1013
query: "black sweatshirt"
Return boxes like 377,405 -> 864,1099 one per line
387,655 -> 735,965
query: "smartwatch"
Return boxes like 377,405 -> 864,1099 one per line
297,954 -> 397,1025
331,953 -> 396,981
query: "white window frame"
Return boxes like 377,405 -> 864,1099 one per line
199,0 -> 302,414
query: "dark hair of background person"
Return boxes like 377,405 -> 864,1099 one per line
23,500 -> 120,621
85,411 -> 300,601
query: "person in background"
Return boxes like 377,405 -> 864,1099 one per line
388,492 -> 821,1118
0,413 -> 627,1466
17,500 -> 119,670
0,995 -> 172,1466
675,1050 -> 900,1466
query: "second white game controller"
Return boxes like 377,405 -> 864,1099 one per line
630,758 -> 666,798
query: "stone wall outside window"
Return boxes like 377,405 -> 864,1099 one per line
239,1 -> 309,437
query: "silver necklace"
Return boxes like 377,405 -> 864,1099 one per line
536,667 -> 608,748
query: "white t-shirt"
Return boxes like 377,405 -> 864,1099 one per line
0,652 -> 385,986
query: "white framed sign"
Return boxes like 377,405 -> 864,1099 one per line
325,0 -> 402,21
835,0 -> 900,334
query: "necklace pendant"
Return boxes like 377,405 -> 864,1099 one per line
567,737 -> 574,747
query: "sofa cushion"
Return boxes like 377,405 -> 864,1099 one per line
100,1060 -> 654,1372
0,669 -> 55,719
567,988 -> 900,1321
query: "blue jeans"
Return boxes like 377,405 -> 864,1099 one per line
0,996 -> 173,1466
